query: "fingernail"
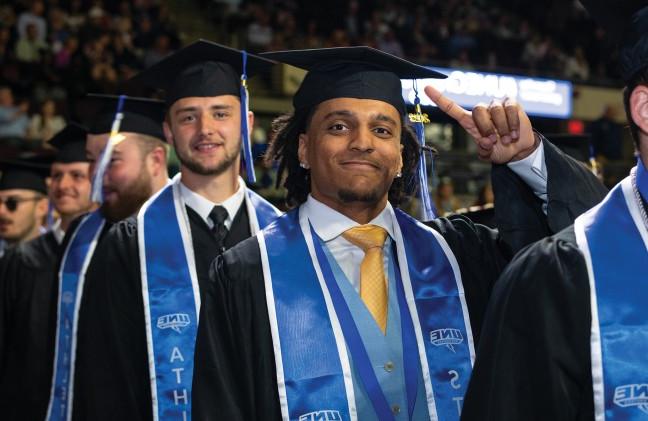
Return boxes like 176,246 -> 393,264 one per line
502,135 -> 512,144
489,134 -> 497,143
511,130 -> 518,139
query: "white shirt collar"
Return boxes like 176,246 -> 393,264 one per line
51,219 -> 65,244
302,194 -> 395,242
178,177 -> 247,229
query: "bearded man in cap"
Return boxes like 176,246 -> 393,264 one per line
45,94 -> 170,421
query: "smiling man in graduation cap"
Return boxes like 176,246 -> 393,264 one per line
191,46 -> 607,421
72,40 -> 281,421
0,123 -> 95,421
48,123 -> 94,238
462,1 -> 648,420
45,94 -> 169,421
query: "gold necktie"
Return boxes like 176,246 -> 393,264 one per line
342,225 -> 389,334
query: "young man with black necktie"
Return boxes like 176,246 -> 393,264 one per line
72,40 -> 281,421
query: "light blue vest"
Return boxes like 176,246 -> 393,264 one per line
260,207 -> 473,421
320,238 -> 429,420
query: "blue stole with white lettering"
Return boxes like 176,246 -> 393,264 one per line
47,210 -> 105,421
575,158 -> 648,420
138,175 -> 280,421
258,206 -> 474,421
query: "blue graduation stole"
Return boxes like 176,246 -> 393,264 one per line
47,210 -> 106,421
138,175 -> 280,421
259,206 -> 474,421
575,158 -> 648,420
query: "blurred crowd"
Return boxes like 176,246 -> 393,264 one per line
0,0 -> 180,146
213,0 -> 618,83
0,0 -> 630,216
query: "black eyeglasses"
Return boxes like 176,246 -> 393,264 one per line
0,196 -> 43,212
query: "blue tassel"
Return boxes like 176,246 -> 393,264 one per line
587,135 -> 600,177
240,50 -> 256,183
46,200 -> 55,229
91,94 -> 126,203
412,81 -> 437,220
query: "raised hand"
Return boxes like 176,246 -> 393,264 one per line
424,85 -> 539,164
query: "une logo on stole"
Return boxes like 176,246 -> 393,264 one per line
614,384 -> 648,414
430,328 -> 464,353
298,410 -> 343,421
157,313 -> 191,333
62,291 -> 74,305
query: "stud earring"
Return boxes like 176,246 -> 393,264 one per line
300,162 -> 310,169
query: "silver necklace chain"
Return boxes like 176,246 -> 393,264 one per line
631,166 -> 648,231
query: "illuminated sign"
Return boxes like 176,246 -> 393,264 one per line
402,67 -> 573,119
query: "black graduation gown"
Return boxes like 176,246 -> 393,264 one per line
0,214 -> 113,421
72,204 -> 252,421
460,227 -> 593,421
0,232 -> 60,421
461,192 -> 648,421
192,140 -> 609,421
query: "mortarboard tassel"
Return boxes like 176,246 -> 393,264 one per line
91,95 -> 126,203
46,200 -> 55,229
240,50 -> 256,183
412,81 -> 437,220
588,138 -> 601,178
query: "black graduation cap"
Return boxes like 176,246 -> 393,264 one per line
0,158 -> 50,194
78,94 -> 166,141
580,0 -> 648,81
49,122 -> 89,163
128,39 -> 276,107
260,46 -> 446,116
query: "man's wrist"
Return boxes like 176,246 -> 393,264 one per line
510,132 -> 541,162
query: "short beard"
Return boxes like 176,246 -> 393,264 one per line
337,188 -> 381,204
100,170 -> 153,222
176,143 -> 239,177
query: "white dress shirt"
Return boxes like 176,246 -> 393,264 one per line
178,177 -> 246,230
303,195 -> 395,293
302,142 -> 549,291
507,141 -> 548,212
51,219 -> 65,244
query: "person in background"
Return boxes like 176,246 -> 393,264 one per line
0,123 -> 93,421
28,98 -> 66,145
17,0 -> 47,44
15,22 -> 48,64
0,159 -> 49,253
461,1 -> 648,419
0,86 -> 29,138
473,181 -> 494,207
589,104 -> 624,161
44,94 -> 170,421
434,176 -> 461,216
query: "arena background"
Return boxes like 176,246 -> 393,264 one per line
0,0 -> 634,218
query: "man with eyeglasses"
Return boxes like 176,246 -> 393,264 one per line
0,158 -> 49,256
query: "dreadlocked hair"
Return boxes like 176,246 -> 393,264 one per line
265,109 -> 422,209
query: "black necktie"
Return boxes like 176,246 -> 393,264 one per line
209,205 -> 229,251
